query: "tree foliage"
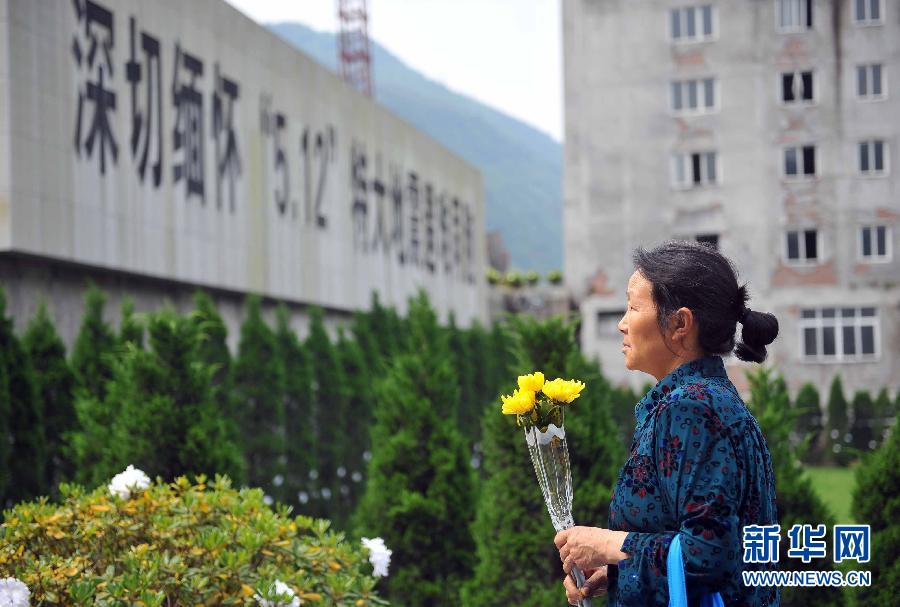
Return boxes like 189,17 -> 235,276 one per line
355,292 -> 475,606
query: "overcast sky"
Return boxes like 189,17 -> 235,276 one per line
224,0 -> 564,142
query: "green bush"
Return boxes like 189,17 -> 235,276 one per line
546,270 -> 563,285
0,474 -> 385,606
524,270 -> 540,286
825,376 -> 852,466
232,296 -> 287,503
0,289 -> 46,507
504,271 -> 523,288
354,292 -> 475,606
746,368 -> 843,607
853,418 -> 900,605
23,303 -> 78,495
793,383 -> 822,463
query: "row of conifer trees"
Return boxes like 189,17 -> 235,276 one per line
0,286 -> 896,605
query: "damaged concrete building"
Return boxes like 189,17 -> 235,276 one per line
563,0 -> 899,397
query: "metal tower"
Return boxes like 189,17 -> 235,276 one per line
337,0 -> 373,97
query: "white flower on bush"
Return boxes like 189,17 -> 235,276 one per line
108,465 -> 151,500
361,537 -> 392,578
0,577 -> 30,607
254,580 -> 299,607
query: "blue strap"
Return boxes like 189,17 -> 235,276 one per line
667,534 -> 725,607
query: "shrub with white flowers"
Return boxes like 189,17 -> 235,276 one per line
0,577 -> 30,607
254,580 -> 300,607
361,537 -> 392,578
107,464 -> 151,500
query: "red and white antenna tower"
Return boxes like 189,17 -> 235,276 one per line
337,0 -> 373,97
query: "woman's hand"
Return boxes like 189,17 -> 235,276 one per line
554,526 -> 629,571
563,566 -> 608,604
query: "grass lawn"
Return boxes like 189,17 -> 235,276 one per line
805,466 -> 858,523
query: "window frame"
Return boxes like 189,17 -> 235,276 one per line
596,310 -> 625,340
671,150 -> 720,189
858,139 -> 889,177
856,63 -> 887,101
857,224 -> 893,263
669,77 -> 719,116
784,227 -> 822,266
853,0 -> 884,25
669,4 -> 718,43
779,69 -> 817,105
782,144 -> 818,179
776,0 -> 814,33
799,307 -> 881,363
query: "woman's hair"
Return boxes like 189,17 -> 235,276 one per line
633,240 -> 779,363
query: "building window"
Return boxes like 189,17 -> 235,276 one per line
670,78 -> 717,114
785,229 -> 819,264
800,307 -> 879,362
783,145 -> 816,178
777,0 -> 813,31
672,151 -> 718,188
859,225 -> 892,262
859,140 -> 887,175
781,71 -> 814,104
857,63 -> 885,99
854,0 -> 883,24
670,5 -> 715,42
696,234 -> 719,250
596,311 -> 624,339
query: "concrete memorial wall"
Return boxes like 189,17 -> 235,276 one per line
0,0 -> 487,328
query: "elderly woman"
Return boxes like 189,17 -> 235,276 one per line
555,241 -> 780,606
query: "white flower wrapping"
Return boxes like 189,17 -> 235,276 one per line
254,580 -> 300,607
0,577 -> 30,607
107,465 -> 151,500
361,537 -> 392,578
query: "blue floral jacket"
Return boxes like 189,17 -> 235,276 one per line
607,356 -> 780,606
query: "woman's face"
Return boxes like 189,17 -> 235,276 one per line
618,271 -> 671,378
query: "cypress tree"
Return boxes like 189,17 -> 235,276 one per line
354,291 -> 475,606
105,309 -> 244,483
22,303 -> 77,493
118,297 -> 144,348
70,285 -> 117,402
872,387 -> 892,450
191,291 -> 231,389
190,290 -> 241,484
447,311 -> 476,435
793,383 -> 823,464
825,376 -> 851,465
467,320 -> 492,404
366,291 -> 399,360
746,367 -> 842,607
0,291 -> 46,506
231,296 -> 286,501
304,306 -> 350,520
335,326 -> 371,522
274,304 -> 316,511
850,390 -> 877,455
852,417 -> 900,607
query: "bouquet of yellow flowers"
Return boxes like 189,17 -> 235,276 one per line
501,371 -> 585,430
500,371 -> 591,607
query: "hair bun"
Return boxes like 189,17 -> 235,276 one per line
735,309 -> 779,363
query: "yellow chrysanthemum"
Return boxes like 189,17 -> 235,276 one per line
541,378 -> 586,404
517,371 -> 545,393
500,388 -> 536,415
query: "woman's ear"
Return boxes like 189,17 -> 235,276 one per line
670,307 -> 695,340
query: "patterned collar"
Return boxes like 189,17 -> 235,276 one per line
634,355 -> 728,427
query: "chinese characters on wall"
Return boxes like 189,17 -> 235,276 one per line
70,0 -> 477,285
